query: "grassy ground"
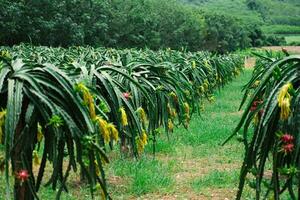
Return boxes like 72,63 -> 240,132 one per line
271,34 -> 300,44
0,69 -> 255,199
285,35 -> 300,44
105,69 -> 254,199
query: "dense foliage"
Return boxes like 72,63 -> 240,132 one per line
0,0 -> 284,53
226,51 -> 300,199
181,0 -> 300,34
0,45 -> 243,199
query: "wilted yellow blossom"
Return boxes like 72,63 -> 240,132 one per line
107,123 -> 119,142
37,123 -> 43,142
136,130 -> 148,154
137,107 -> 147,124
0,50 -> 11,59
253,80 -> 260,88
200,102 -> 205,111
76,83 -> 89,103
278,83 -> 293,120
215,73 -> 218,79
169,92 -> 177,98
167,103 -> 171,114
171,108 -> 177,119
168,119 -> 174,132
95,183 -> 106,199
279,98 -> 291,120
203,79 -> 209,91
199,86 -> 205,93
33,150 -> 40,166
95,116 -> 110,143
119,107 -> 128,126
185,90 -> 191,97
278,83 -> 292,105
76,83 -> 96,120
94,160 -> 100,176
192,61 -> 196,69
208,96 -> 215,103
167,104 -> 177,119
204,59 -> 210,69
183,102 -> 190,115
253,114 -> 259,125
169,91 -> 178,103
136,139 -> 143,154
183,102 -> 191,128
141,129 -> 148,146
0,109 -> 6,144
88,97 -> 96,120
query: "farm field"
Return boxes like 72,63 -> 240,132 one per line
285,35 -> 300,45
107,69 -> 254,199
106,70 -> 253,199
181,0 -> 300,35
0,66 -> 253,200
272,34 -> 300,45
1,0 -> 300,199
0,46 -> 244,199
3,50 -> 300,200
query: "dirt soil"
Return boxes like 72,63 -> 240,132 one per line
244,57 -> 256,69
262,46 -> 300,54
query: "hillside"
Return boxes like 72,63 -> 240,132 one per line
180,0 -> 300,34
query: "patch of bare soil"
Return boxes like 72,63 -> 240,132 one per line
201,188 -> 237,200
262,46 -> 300,54
244,57 -> 256,69
228,110 -> 244,116
173,158 -> 240,183
146,151 -> 241,200
211,111 -> 243,118
136,188 -> 237,200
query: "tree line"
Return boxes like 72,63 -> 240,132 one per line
0,0 -> 284,53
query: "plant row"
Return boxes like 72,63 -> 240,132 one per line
227,51 -> 300,199
0,45 -> 243,199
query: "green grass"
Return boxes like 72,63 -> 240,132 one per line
106,69 -> 253,199
0,69 -> 255,199
108,69 -> 253,198
191,169 -> 240,191
285,35 -> 300,44
268,34 -> 300,45
262,25 -> 300,35
182,0 -> 300,34
108,157 -> 174,196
